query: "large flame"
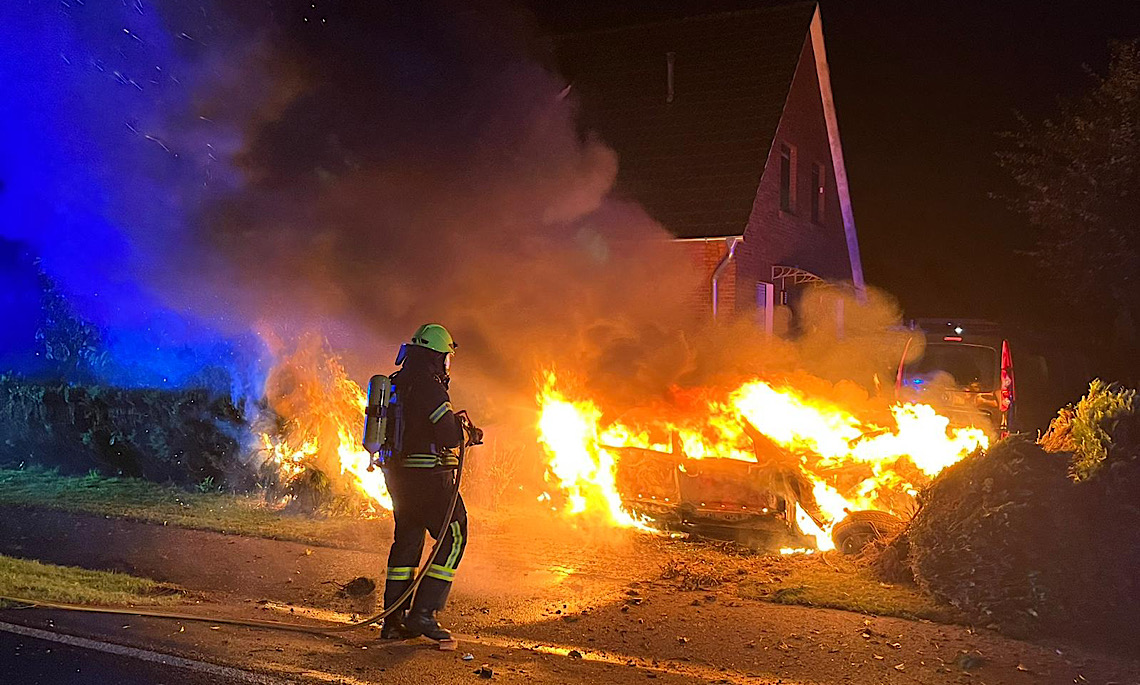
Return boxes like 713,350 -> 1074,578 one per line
537,376 -> 651,530
259,344 -> 392,511
536,371 -> 988,549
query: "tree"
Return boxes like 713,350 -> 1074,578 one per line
34,266 -> 107,380
998,40 -> 1140,377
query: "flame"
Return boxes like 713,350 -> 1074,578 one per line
332,373 -> 393,510
536,371 -> 988,549
536,374 -> 650,530
337,428 -> 394,511
259,344 -> 392,511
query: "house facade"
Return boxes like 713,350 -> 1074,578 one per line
556,1 -> 863,330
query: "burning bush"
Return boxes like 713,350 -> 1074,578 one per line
880,382 -> 1140,645
0,336 -> 397,516
255,338 -> 392,513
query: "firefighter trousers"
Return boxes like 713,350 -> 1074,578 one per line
382,466 -> 467,614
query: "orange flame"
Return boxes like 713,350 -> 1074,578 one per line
260,346 -> 392,511
536,371 -> 988,549
536,374 -> 651,530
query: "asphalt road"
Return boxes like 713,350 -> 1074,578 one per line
0,621 -> 286,685
1,508 -> 1138,684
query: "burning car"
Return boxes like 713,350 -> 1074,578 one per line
613,442 -> 820,550
537,371 -> 989,552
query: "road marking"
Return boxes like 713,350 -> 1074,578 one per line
0,620 -> 292,685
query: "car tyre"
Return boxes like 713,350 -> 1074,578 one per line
831,510 -> 905,555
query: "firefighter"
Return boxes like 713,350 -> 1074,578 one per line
381,323 -> 467,641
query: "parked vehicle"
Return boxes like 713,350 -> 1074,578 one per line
896,318 -> 1095,436
896,319 -> 1015,436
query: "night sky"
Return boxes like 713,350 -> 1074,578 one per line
533,0 -> 1140,326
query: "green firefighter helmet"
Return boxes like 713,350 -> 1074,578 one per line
410,323 -> 457,355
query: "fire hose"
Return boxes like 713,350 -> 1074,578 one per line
0,411 -> 482,636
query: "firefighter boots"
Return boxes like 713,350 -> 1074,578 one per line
404,607 -> 451,641
380,611 -> 414,640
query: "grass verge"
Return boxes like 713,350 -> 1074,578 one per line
736,555 -> 956,621
0,468 -> 388,549
660,539 -> 957,623
0,554 -> 179,606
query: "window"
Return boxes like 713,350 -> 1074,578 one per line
779,144 -> 794,213
904,344 -> 999,392
811,162 -> 825,224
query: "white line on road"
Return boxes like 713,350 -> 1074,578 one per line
0,620 -> 294,685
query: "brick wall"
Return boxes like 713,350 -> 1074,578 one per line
733,30 -> 854,315
676,238 -> 739,320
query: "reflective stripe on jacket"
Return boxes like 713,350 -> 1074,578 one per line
393,370 -> 461,469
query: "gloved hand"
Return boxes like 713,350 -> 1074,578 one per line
456,411 -> 483,446
467,425 -> 484,446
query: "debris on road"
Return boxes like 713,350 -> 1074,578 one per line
338,576 -> 377,598
954,651 -> 986,671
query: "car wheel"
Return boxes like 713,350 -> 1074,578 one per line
831,510 -> 905,554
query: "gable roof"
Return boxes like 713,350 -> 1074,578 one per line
555,2 -> 817,239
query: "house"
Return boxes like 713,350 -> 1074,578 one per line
555,1 -> 864,330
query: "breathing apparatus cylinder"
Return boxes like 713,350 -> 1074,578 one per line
362,374 -> 393,467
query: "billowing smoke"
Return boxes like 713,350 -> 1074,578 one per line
1,0 -> 711,485
1,1 -> 701,394
2,0 -> 925,504
0,0 -> 272,392
164,1 -> 705,424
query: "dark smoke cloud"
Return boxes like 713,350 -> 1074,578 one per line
164,0 -> 704,423
0,0 -> 279,391
4,0 -> 909,447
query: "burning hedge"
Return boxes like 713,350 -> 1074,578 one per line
0,339 -> 393,515
883,382 -> 1140,643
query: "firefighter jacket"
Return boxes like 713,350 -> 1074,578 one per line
393,367 -> 462,469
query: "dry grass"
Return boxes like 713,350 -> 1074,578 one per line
0,467 -> 390,550
657,538 -> 957,623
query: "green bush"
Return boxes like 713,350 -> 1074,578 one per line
0,375 -> 249,487
1040,380 -> 1137,481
